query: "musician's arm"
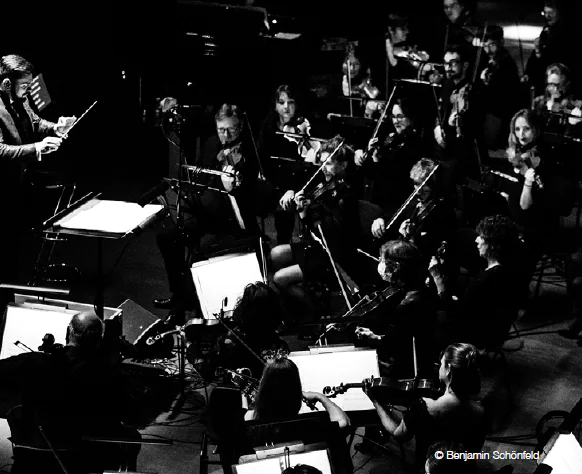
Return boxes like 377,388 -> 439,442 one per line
372,401 -> 409,439
25,101 -> 56,137
303,391 -> 350,429
520,169 -> 536,210
0,132 -> 38,161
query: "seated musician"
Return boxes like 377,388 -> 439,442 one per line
354,240 -> 437,379
505,108 -> 574,258
341,42 -> 381,118
216,282 -> 289,379
429,215 -> 529,350
244,357 -> 350,429
354,98 -> 427,219
371,158 -> 457,269
434,44 -> 486,183
480,25 -> 522,150
271,136 -> 361,319
365,342 -> 486,469
0,311 -> 141,473
258,84 -> 320,245
154,103 -> 270,321
532,63 -> 582,137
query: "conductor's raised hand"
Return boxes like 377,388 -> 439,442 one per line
54,116 -> 77,138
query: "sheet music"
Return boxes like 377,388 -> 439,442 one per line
191,252 -> 263,319
234,449 -> 331,474
289,349 -> 380,413
1,305 -> 78,359
542,433 -> 582,472
55,200 -> 163,235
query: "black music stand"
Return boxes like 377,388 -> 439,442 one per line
42,192 -> 166,319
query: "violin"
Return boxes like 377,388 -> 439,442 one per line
216,366 -> 259,407
323,375 -> 441,405
448,83 -> 471,139
517,147 -> 543,190
341,285 -> 404,320
282,118 -> 322,163
405,198 -> 444,244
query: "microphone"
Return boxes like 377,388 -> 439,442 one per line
137,181 -> 170,207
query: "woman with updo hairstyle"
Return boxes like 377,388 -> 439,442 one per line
365,342 -> 485,469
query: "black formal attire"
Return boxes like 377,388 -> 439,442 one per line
359,129 -> 425,216
0,346 -> 140,473
291,173 -> 363,288
404,397 -> 486,469
436,262 -> 528,350
156,135 -> 270,310
257,111 -> 320,245
374,287 -> 437,379
482,48 -> 523,150
0,92 -> 58,312
436,77 -> 487,184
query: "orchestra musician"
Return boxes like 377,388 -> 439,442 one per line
257,84 -> 320,244
439,0 -> 482,49
429,215 -> 530,350
480,25 -> 523,150
244,357 -> 350,429
371,158 -> 458,269
154,104 -> 267,321
505,108 -> 574,255
216,282 -> 289,379
365,342 -> 486,470
340,43 -> 381,118
271,136 -> 361,320
0,311 -> 141,473
523,1 -> 577,97
532,63 -> 582,137
355,98 -> 427,219
0,54 -> 76,313
353,240 -> 437,379
434,44 -> 486,183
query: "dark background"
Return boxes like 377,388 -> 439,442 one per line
1,0 -> 579,192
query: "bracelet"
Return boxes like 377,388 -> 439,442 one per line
524,183 -> 533,188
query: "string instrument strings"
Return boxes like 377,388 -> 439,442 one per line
363,84 -> 399,161
298,137 -> 345,195
383,162 -> 441,234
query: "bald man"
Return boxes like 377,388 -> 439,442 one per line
0,311 -> 141,472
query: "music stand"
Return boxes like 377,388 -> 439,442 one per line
42,192 -> 166,319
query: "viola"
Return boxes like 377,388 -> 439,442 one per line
216,366 -> 259,407
448,83 -> 472,139
323,375 -> 442,405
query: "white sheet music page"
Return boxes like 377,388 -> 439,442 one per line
289,349 -> 380,413
234,449 -> 332,474
191,252 -> 263,319
0,305 -> 77,359
542,433 -> 582,472
55,200 -> 163,234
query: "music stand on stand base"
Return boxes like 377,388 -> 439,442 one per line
42,192 -> 165,319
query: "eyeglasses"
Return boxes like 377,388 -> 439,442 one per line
546,82 -> 560,88
391,114 -> 407,121
217,127 -> 239,135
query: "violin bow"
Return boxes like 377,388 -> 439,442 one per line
366,83 -> 399,156
384,162 -> 440,234
298,138 -> 345,195
471,23 -> 488,85
515,16 -> 526,77
412,336 -> 418,380
347,58 -> 354,117
243,111 -> 268,181
317,223 -> 354,311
